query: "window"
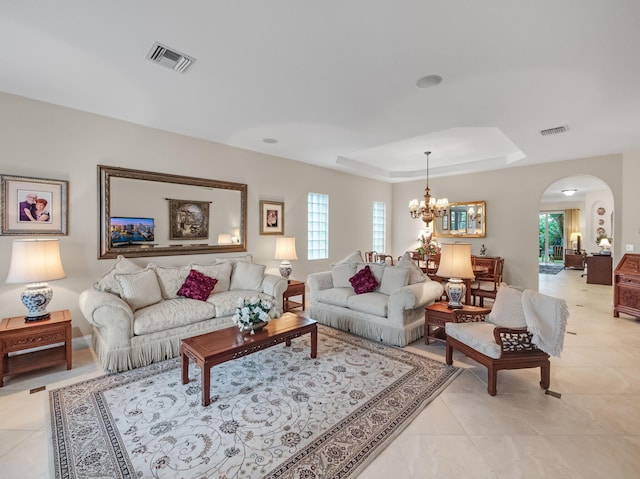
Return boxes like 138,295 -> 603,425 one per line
372,201 -> 385,252
308,192 -> 328,260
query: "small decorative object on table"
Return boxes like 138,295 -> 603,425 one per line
479,244 -> 487,256
232,297 -> 277,334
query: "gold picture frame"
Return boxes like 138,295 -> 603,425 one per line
260,200 -> 284,235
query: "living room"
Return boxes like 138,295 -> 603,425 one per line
2,2 -> 640,477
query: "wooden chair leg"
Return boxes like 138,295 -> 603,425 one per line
487,365 -> 497,396
445,342 -> 453,365
540,360 -> 550,390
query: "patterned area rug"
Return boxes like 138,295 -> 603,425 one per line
48,325 -> 459,479
539,264 -> 564,275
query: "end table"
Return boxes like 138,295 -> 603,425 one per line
425,302 -> 491,344
283,280 -> 306,312
0,309 -> 72,386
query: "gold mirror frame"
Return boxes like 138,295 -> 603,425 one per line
434,200 -> 486,238
98,165 -> 247,259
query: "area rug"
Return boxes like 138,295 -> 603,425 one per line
48,325 -> 459,479
539,264 -> 564,274
49,326 -> 459,479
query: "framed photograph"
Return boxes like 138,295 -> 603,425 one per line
260,200 -> 284,235
168,198 -> 210,240
1,175 -> 68,235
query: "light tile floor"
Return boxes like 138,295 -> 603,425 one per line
1,269 -> 639,478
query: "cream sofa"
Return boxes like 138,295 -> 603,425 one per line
308,252 -> 444,346
79,254 -> 287,372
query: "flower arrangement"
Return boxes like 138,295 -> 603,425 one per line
416,233 -> 439,256
232,297 -> 277,334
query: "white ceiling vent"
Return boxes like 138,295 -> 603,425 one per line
540,125 -> 569,136
146,42 -> 194,73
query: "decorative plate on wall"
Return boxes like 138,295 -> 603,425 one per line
597,207 -> 606,215
598,219 -> 605,225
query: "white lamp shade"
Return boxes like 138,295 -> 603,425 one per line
274,237 -> 298,261
599,238 -> 611,248
217,233 -> 232,244
570,232 -> 581,242
6,239 -> 66,283
436,243 -> 474,279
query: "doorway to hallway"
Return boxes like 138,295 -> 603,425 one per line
539,211 -> 564,264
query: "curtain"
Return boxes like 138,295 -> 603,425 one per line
565,208 -> 580,249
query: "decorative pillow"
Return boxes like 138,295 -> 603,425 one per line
230,261 -> 266,291
190,262 -> 233,292
150,264 -> 191,299
397,252 -> 427,284
114,268 -> 163,311
93,255 -> 142,295
333,250 -> 364,265
177,269 -> 219,301
355,262 -> 385,284
332,263 -> 356,288
349,265 -> 379,294
486,285 -> 527,328
379,267 -> 410,295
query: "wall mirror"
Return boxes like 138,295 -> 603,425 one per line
434,200 -> 486,238
99,165 -> 247,259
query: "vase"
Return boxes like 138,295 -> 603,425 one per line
242,321 -> 268,334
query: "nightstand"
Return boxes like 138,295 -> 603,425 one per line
283,280 -> 305,312
424,302 -> 491,344
0,309 -> 72,386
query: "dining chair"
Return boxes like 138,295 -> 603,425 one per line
364,251 -> 377,263
471,257 -> 504,306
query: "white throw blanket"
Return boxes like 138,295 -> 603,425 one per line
522,289 -> 569,357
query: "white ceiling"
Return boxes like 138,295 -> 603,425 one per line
1,1 -> 639,184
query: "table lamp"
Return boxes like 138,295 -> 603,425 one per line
435,243 -> 475,309
598,237 -> 612,254
6,239 -> 66,321
570,232 -> 582,253
217,233 -> 232,244
274,237 -> 298,280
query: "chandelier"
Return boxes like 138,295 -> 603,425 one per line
408,151 -> 449,225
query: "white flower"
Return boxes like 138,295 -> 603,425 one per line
232,297 -> 275,334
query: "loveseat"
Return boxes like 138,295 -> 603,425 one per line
79,254 -> 287,372
307,251 -> 444,347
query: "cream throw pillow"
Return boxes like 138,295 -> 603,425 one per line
230,261 -> 266,291
332,263 -> 356,288
190,262 -> 233,292
93,255 -> 143,295
150,264 -> 190,299
114,268 -> 163,311
379,267 -> 410,295
486,286 -> 527,329
397,252 -> 427,284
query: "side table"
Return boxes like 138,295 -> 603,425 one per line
0,309 -> 72,387
425,302 -> 491,344
283,280 -> 306,312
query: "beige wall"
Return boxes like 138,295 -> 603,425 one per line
392,156 -> 624,291
0,93 -> 391,336
1,92 -> 637,337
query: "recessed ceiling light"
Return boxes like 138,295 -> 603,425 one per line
416,75 -> 443,89
562,188 -> 577,196
262,138 -> 278,144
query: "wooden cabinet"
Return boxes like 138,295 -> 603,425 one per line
586,254 -> 613,285
614,254 -> 640,318
564,252 -> 585,270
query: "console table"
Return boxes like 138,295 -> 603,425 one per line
564,252 -> 585,270
586,254 -> 613,285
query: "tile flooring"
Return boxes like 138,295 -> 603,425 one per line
1,269 -> 639,478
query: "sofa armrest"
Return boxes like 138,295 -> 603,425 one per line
307,271 -> 333,294
494,327 -> 541,353
261,274 -> 288,314
388,280 -> 444,323
78,288 -> 134,348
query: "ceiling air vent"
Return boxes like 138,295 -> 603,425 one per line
146,42 -> 195,73
540,125 -> 569,136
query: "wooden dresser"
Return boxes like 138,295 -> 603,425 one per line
613,253 -> 640,318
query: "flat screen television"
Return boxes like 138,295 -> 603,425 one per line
110,217 -> 155,246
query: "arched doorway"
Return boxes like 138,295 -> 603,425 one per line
539,175 -> 613,276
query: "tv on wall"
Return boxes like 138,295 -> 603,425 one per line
110,217 -> 155,246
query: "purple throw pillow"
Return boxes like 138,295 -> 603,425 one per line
349,265 -> 379,294
177,269 -> 218,301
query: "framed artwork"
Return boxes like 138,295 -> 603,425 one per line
1,174 -> 68,235
260,200 -> 284,235
168,198 -> 210,240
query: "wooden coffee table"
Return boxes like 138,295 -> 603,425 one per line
181,312 -> 318,406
